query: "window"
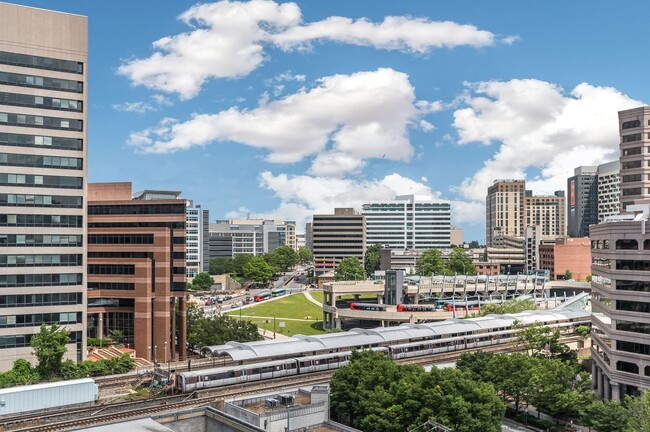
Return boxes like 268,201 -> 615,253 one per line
0,254 -> 82,267
622,188 -> 641,196
0,71 -> 82,93
616,239 -> 638,250
622,133 -> 642,143
623,160 -> 642,169
87,264 -> 135,275
622,120 -> 641,129
617,361 -> 639,374
0,112 -> 82,131
0,51 -> 83,74
623,174 -> 642,183
623,147 -> 642,156
0,194 -> 81,208
0,173 -> 82,189
0,273 -> 81,287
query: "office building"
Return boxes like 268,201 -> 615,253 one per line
312,208 -> 365,275
362,194 -> 451,250
185,202 -> 208,278
305,222 -> 313,250
619,107 -> 650,211
296,233 -> 306,249
208,234 -> 233,260
0,4 -> 87,370
525,190 -> 566,239
538,237 -> 591,281
208,219 -> 296,257
87,182 -> 186,362
486,180 -> 526,247
567,161 -> 620,237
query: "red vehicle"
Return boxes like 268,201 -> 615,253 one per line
350,303 -> 387,312
397,304 -> 437,313
442,302 -> 479,312
254,291 -> 272,302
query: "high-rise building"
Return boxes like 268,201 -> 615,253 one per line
0,4 -> 88,370
486,180 -> 526,247
362,194 -> 451,250
312,208 -> 365,275
184,201 -> 208,278
567,162 -> 620,237
618,107 -> 650,211
87,182 -> 186,362
208,219 -> 296,257
525,190 -> 566,239
305,222 -> 313,250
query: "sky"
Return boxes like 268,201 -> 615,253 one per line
9,0 -> 650,242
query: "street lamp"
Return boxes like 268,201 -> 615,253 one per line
164,341 -> 167,364
154,345 -> 157,365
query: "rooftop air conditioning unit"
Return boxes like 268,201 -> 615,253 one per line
277,394 -> 295,406
265,398 -> 279,408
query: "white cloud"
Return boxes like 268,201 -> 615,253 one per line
421,176 -> 428,182
112,101 -> 155,113
118,0 -> 506,99
419,120 -> 435,131
128,68 -> 428,177
241,171 -> 441,230
451,79 -> 643,222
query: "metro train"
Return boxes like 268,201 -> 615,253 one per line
349,302 -> 387,312
173,310 -> 589,393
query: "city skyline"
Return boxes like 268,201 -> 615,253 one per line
7,0 -> 650,241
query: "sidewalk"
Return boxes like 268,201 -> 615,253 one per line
512,403 -> 587,432
303,290 -> 323,307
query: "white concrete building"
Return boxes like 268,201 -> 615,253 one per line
362,194 -> 451,250
209,219 -> 296,257
185,201 -> 208,278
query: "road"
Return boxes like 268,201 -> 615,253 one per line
501,417 -> 539,432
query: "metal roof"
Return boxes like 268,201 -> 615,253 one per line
201,309 -> 590,361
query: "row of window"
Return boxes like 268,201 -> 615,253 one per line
622,133 -> 642,143
0,173 -> 82,189
0,331 -> 81,350
0,71 -> 83,93
621,120 -> 641,129
88,234 -> 153,244
88,264 -> 135,275
622,174 -> 642,183
87,282 -> 135,291
0,92 -> 82,112
87,298 -> 135,308
616,280 -> 650,292
617,320 -> 650,335
0,234 -> 82,247
0,254 -> 82,267
622,188 -> 641,197
0,194 -> 82,208
616,260 -> 650,271
617,340 -> 650,357
617,300 -> 650,313
0,112 -> 83,131
88,252 -> 153,259
88,204 -> 185,215
0,273 -> 81,288
0,312 -> 81,328
622,160 -> 642,169
0,132 -> 83,150
0,292 -> 82,308
0,214 -> 82,227
0,51 -> 83,74
88,222 -> 184,229
0,152 -> 82,170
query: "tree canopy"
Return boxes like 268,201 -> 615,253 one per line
298,247 -> 312,263
364,244 -> 382,276
479,298 -> 537,316
186,303 -> 262,349
415,248 -> 445,276
191,272 -> 214,290
267,246 -> 299,272
330,350 -> 504,432
208,258 -> 232,275
31,323 -> 70,378
243,256 -> 275,283
446,246 -> 477,275
334,257 -> 366,281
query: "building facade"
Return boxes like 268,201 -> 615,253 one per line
486,180 -> 526,247
598,160 -> 621,222
208,219 -> 296,257
87,182 -> 186,362
618,107 -> 650,211
0,4 -> 88,370
312,208 -> 366,275
362,194 -> 451,250
184,201 -> 208,278
525,190 -> 566,239
538,237 -> 591,281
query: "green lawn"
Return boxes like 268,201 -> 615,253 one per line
310,291 -> 324,303
309,291 -> 376,303
226,293 -> 326,336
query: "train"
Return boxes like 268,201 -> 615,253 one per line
175,310 -> 589,393
349,302 -> 387,312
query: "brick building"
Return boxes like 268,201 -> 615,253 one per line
538,237 -> 591,281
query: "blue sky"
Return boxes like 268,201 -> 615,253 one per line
10,0 -> 649,242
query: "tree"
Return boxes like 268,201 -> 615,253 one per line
231,254 -> 253,276
457,351 -> 496,382
243,256 -> 275,283
580,400 -> 629,432
479,298 -> 537,316
446,246 -> 477,275
185,303 -> 262,349
31,323 -> 70,379
586,274 -> 592,282
626,390 -> 650,432
364,244 -> 383,276
415,248 -> 445,276
192,272 -> 214,290
298,247 -> 312,264
468,240 -> 482,248
209,258 -> 232,275
267,246 -> 299,272
564,269 -> 573,280
334,257 -> 366,281
485,353 -> 536,413
514,320 -> 575,362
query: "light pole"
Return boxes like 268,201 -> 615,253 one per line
148,346 -> 151,362
154,345 -> 157,365
164,341 -> 167,364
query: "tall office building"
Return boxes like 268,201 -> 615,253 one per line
0,4 -> 87,370
525,190 -> 566,239
312,208 -> 366,275
184,201 -> 208,278
597,161 -> 621,222
87,183 -> 186,362
208,219 -> 297,257
618,106 -> 650,211
486,180 -> 526,247
362,194 -> 451,250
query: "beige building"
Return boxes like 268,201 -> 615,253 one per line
312,208 -> 366,275
525,190 -> 566,239
0,3 -> 87,370
486,180 -> 526,247
450,225 -> 463,246
618,107 -> 650,212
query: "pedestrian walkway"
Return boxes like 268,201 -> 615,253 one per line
257,327 -> 291,339
303,290 -> 322,307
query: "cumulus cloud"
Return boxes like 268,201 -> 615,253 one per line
451,79 -> 643,223
112,101 -> 155,113
118,0 -> 507,99
128,68 -> 433,177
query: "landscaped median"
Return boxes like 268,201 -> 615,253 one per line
226,292 -> 326,336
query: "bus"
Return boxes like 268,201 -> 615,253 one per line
271,288 -> 286,297
254,291 -> 272,302
350,303 -> 387,312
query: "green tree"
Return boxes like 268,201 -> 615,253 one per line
243,256 -> 275,283
30,323 -> 70,379
580,399 -> 629,432
486,353 -> 536,413
192,272 -> 214,290
298,247 -> 313,263
267,246 -> 299,272
209,258 -> 232,275
416,248 -> 446,276
468,240 -> 482,248
456,351 -> 496,382
586,274 -> 592,282
231,254 -> 253,276
479,298 -> 537,316
334,257 -> 366,281
446,246 -> 477,275
514,320 -> 574,362
564,269 -> 573,280
0,359 -> 40,388
185,303 -> 262,349
626,390 -> 650,432
364,244 -> 383,276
